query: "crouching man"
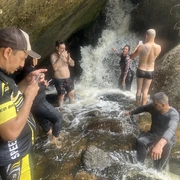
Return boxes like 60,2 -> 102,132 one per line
125,92 -> 179,171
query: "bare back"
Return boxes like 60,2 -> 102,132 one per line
137,42 -> 161,71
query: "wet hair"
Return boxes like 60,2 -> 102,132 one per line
124,45 -> 130,52
152,92 -> 169,104
146,29 -> 156,38
55,40 -> 65,47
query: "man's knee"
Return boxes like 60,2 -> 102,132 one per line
137,135 -> 149,147
68,90 -> 74,98
137,136 -> 145,146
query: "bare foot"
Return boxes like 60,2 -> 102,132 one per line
47,128 -> 52,135
55,140 -> 62,149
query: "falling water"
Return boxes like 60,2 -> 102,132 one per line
78,0 -> 139,90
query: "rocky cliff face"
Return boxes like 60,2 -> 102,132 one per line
150,44 -> 180,111
0,0 -> 107,63
130,0 -> 180,54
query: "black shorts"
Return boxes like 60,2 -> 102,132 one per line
136,69 -> 154,79
54,77 -> 74,95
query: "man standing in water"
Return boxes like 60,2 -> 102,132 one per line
125,92 -> 179,171
130,29 -> 161,106
50,41 -> 75,107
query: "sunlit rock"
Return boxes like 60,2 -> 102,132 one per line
83,145 -> 113,170
74,171 -> 96,180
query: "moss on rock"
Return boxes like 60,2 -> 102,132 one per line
0,0 -> 108,63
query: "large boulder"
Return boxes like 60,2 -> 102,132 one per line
151,44 -> 180,111
83,145 -> 113,170
0,0 -> 108,63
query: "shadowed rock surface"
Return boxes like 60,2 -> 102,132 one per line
130,0 -> 180,54
151,44 -> 180,111
0,0 -> 108,63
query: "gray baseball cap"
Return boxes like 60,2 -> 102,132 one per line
0,27 -> 41,59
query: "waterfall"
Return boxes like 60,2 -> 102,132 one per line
78,0 -> 140,92
41,2 -> 180,180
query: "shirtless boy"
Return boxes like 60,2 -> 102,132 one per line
130,29 -> 161,106
50,41 -> 75,107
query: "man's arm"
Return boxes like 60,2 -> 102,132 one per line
0,81 -> 39,141
162,110 -> 179,142
151,109 -> 179,160
18,69 -> 47,93
125,103 -> 152,116
50,54 -> 63,71
151,138 -> 167,160
130,45 -> 142,60
0,69 -> 47,141
67,53 -> 75,67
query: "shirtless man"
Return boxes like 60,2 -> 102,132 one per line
50,41 -> 75,107
130,29 -> 161,106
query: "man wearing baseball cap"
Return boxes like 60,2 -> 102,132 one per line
0,27 -> 47,180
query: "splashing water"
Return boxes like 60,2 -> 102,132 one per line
36,1 -> 180,180
78,0 -> 139,93
71,0 -> 180,179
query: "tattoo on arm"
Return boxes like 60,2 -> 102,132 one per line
140,45 -> 149,56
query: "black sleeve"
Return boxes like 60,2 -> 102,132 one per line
130,103 -> 152,115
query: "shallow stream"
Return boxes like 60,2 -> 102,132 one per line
33,0 -> 180,179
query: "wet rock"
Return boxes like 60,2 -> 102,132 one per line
74,171 -> 96,180
169,157 -> 180,176
126,174 -> 160,180
83,145 -> 113,170
83,110 -> 102,117
137,113 -> 151,132
151,44 -> 180,112
100,93 -> 127,102
86,119 -> 123,133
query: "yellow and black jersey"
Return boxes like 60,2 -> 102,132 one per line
0,72 -> 36,166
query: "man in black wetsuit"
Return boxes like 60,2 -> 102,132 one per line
125,92 -> 179,171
